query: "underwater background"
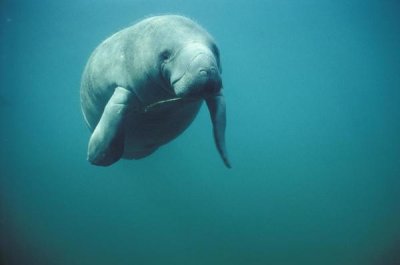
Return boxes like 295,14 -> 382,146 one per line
1,0 -> 400,264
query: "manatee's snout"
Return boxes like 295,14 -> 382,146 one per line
170,45 -> 221,98
190,54 -> 222,96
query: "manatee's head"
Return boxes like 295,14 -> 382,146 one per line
160,41 -> 222,98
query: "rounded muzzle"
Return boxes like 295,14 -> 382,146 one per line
172,48 -> 221,97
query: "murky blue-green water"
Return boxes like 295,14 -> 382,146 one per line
1,1 -> 400,264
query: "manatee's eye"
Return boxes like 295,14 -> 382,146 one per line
160,50 -> 172,61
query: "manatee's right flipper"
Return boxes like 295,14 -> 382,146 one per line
88,87 -> 133,166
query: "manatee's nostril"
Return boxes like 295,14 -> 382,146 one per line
199,67 -> 218,77
199,69 -> 208,76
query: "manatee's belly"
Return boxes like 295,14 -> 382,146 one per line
122,100 -> 203,159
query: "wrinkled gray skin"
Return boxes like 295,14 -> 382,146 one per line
80,15 -> 231,168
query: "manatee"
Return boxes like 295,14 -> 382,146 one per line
80,15 -> 231,168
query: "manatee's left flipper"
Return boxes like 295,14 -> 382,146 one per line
205,92 -> 231,168
88,86 -> 133,166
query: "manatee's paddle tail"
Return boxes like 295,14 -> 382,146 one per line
205,93 -> 231,168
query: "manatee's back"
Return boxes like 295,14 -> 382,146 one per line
80,16 -> 173,130
80,24 -> 141,131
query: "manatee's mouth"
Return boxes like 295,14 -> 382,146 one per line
171,75 -> 184,87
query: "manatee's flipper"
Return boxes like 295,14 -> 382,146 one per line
88,87 -> 133,166
205,92 -> 231,168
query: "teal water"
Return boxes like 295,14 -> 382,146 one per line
1,1 -> 400,264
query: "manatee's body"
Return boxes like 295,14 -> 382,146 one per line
80,15 -> 230,167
